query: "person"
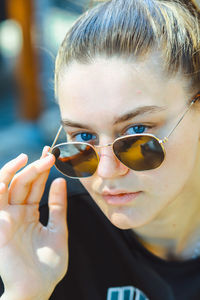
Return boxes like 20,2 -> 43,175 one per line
1,0 -> 200,299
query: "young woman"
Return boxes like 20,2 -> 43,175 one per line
0,0 -> 200,299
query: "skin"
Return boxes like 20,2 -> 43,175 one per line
0,148 -> 68,299
0,55 -> 200,298
58,56 -> 200,260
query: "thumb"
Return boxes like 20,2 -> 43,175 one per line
47,178 -> 67,233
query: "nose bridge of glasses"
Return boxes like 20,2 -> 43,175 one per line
95,142 -> 119,163
95,143 -> 114,158
95,142 -> 113,149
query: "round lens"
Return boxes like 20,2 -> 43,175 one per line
113,135 -> 165,171
52,143 -> 99,178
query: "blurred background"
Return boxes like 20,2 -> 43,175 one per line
0,0 -> 95,190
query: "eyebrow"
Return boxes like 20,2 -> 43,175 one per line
113,105 -> 167,125
61,105 -> 167,129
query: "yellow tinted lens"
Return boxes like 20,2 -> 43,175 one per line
52,143 -> 99,178
113,135 -> 165,171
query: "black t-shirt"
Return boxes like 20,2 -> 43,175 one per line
1,179 -> 200,299
39,180 -> 200,300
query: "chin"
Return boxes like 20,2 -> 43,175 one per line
106,206 -> 153,230
107,211 -> 136,230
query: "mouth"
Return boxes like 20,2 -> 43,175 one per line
101,191 -> 142,205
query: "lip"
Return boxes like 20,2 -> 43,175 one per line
102,191 -> 141,205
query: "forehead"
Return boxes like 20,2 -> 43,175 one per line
57,57 -> 189,126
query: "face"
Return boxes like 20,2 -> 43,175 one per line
57,56 -> 200,230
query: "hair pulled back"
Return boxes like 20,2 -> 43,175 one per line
55,0 -> 200,96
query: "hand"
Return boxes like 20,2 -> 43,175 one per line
0,147 -> 68,300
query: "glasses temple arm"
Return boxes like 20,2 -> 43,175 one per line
162,98 -> 198,143
50,125 -> 63,152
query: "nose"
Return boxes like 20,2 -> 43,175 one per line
96,145 -> 129,178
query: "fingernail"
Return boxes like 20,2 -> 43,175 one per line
53,178 -> 66,191
43,153 -> 55,161
16,153 -> 27,160
54,178 -> 66,185
36,153 -> 55,171
43,146 -> 50,155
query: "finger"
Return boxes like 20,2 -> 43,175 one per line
0,183 -> 8,208
26,170 -> 50,204
40,146 -> 51,159
0,154 -> 28,187
48,178 -> 67,233
24,146 -> 52,204
9,154 -> 55,205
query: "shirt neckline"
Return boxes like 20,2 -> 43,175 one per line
123,229 -> 200,268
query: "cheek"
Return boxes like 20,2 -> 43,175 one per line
142,132 -> 200,197
79,178 -> 94,195
79,177 -> 109,216
78,130 -> 200,229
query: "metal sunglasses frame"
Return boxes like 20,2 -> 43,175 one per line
50,92 -> 200,178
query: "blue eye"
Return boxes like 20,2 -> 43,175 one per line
73,132 -> 97,142
126,125 -> 147,135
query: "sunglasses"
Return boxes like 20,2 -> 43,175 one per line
50,93 -> 200,178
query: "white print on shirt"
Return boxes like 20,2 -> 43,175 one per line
107,285 -> 149,300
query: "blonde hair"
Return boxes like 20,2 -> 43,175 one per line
55,0 -> 200,97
